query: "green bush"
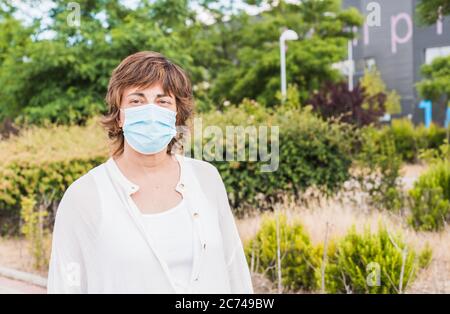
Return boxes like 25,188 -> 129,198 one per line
245,212 -> 321,292
408,161 -> 450,232
197,100 -> 355,211
0,158 -> 106,235
381,119 -> 447,163
355,127 -> 405,212
323,225 -> 432,294
246,214 -> 432,294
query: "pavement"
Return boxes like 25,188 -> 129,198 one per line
0,275 -> 46,294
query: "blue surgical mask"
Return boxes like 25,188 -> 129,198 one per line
122,103 -> 177,155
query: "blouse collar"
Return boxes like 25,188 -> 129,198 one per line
105,153 -> 187,196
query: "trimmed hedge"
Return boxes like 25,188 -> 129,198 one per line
0,119 -> 108,234
0,158 -> 106,234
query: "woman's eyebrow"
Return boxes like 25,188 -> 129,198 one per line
155,93 -> 173,98
126,92 -> 146,98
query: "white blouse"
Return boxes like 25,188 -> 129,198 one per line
47,153 -> 254,294
141,199 -> 196,293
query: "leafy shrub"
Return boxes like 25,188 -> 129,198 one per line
408,160 -> 450,231
323,225 -> 432,294
20,194 -> 51,270
246,214 -> 432,294
354,127 -> 405,212
197,100 -> 355,211
245,212 -> 321,292
306,81 -> 386,127
359,66 -> 401,115
380,118 -> 447,163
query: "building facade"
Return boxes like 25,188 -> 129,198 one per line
342,0 -> 450,125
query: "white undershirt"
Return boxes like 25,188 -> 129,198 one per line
141,198 -> 194,293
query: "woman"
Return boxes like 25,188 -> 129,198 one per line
47,51 -> 254,294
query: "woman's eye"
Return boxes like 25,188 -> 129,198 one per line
158,99 -> 172,105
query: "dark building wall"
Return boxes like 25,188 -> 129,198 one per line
342,0 -> 450,125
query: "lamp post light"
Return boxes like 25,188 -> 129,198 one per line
279,29 -> 299,103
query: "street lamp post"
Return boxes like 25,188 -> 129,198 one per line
280,29 -> 299,103
348,39 -> 354,91
346,26 -> 357,92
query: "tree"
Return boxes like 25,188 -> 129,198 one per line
360,67 -> 401,115
416,0 -> 450,25
417,56 -> 450,104
0,0 -> 195,125
199,0 -> 363,108
0,0 -> 363,124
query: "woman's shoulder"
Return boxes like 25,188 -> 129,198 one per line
53,164 -> 104,238
63,163 -> 104,200
57,163 -> 104,222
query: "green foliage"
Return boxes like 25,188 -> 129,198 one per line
417,56 -> 450,106
416,0 -> 450,25
0,0 -> 194,125
369,119 -> 447,163
170,0 -> 362,108
20,194 -> 51,270
0,0 -> 363,125
245,212 -> 321,292
246,215 -> 433,294
360,67 -> 401,115
355,127 -> 405,212
0,119 -> 108,234
197,100 -> 355,211
408,160 -> 450,231
323,225 -> 432,294
419,138 -> 450,164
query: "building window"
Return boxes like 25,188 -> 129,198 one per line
425,46 -> 450,64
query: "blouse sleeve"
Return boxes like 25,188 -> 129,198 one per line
213,168 -> 254,294
47,173 -> 100,294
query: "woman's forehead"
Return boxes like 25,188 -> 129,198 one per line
123,83 -> 174,98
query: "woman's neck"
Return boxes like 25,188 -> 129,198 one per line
114,143 -> 173,175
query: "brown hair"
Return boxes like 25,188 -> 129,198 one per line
102,51 -> 193,157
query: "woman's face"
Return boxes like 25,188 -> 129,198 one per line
119,83 -> 177,128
